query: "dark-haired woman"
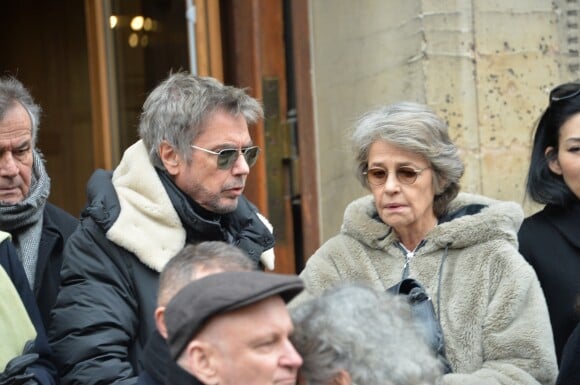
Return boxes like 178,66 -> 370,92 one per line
518,82 -> 580,365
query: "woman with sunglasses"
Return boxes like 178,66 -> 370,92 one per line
294,102 -> 557,385
518,82 -> 580,373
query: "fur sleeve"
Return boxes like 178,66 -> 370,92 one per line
444,246 -> 558,385
291,237 -> 346,307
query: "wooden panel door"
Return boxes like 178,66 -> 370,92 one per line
220,0 -> 319,273
220,0 -> 295,273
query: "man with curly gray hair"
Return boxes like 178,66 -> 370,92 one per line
291,283 -> 442,385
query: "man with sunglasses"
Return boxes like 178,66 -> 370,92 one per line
48,73 -> 276,385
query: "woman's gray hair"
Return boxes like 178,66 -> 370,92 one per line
139,72 -> 263,169
352,102 -> 464,217
291,284 -> 442,385
0,76 -> 42,146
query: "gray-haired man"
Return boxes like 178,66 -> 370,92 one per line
0,76 -> 77,329
49,73 -> 276,385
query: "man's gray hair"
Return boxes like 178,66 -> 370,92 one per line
352,102 -> 464,217
157,241 -> 257,306
0,76 -> 42,146
139,72 -> 263,169
291,284 -> 442,385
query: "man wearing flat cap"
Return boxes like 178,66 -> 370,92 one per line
165,271 -> 304,385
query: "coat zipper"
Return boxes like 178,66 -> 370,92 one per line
396,239 -> 427,279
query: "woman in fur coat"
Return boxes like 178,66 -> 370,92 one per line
295,102 -> 557,385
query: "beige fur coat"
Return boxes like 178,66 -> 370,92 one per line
297,192 -> 558,385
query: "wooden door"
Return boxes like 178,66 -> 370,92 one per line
220,0 -> 292,273
220,0 -> 319,273
0,0 -> 93,218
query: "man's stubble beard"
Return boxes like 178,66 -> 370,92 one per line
191,184 -> 240,215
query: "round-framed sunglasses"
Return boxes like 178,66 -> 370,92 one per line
549,82 -> 580,104
363,166 -> 430,186
191,145 -> 261,169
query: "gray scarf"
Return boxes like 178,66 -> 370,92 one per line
0,150 -> 50,288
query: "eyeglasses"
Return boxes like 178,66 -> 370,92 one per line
191,145 -> 260,169
549,82 -> 580,104
363,166 -> 430,186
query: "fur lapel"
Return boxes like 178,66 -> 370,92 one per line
341,192 -> 523,251
107,140 -> 185,272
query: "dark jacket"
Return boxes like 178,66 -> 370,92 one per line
136,331 -> 169,385
35,203 -> 78,328
0,239 -> 58,385
49,140 -> 275,385
518,200 -> 580,363
556,322 -> 580,385
163,363 -> 204,385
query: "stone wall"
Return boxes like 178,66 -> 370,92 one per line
309,0 -> 574,242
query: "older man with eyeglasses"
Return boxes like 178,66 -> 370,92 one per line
48,73 -> 276,385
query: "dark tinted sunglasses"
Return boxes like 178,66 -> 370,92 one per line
191,145 -> 260,169
549,82 -> 580,104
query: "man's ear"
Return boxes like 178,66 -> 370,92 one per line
159,141 -> 181,175
185,340 -> 219,385
545,146 -> 562,175
154,307 -> 168,339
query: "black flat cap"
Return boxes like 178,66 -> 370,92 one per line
165,271 -> 304,360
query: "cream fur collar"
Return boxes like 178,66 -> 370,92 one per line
107,140 -> 185,272
106,140 -> 276,272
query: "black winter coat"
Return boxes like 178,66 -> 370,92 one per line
35,203 -> 78,328
136,331 -> 168,385
49,187 -> 159,385
518,200 -> 580,363
49,159 -> 275,385
556,321 -> 580,385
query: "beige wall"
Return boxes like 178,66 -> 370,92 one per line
309,0 -> 575,243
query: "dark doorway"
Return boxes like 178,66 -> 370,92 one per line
0,0 -> 93,217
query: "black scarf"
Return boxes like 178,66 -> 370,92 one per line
156,169 -> 274,266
